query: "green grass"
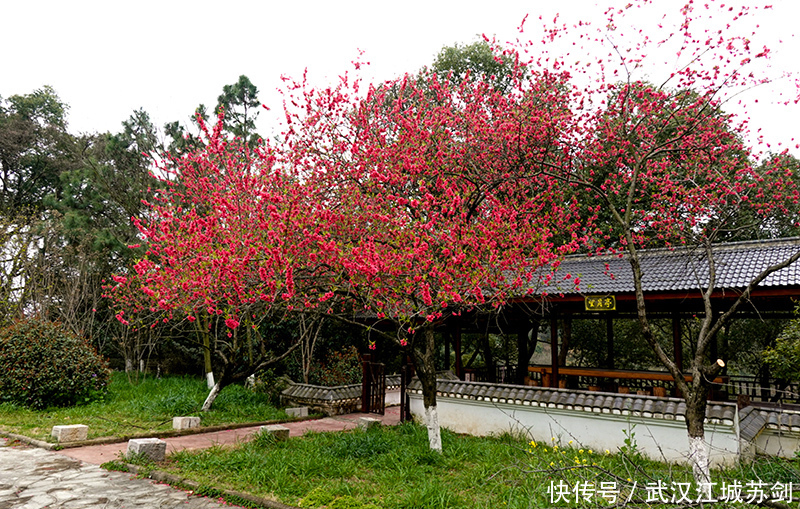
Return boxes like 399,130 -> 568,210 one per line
153,423 -> 800,508
0,372 -> 287,441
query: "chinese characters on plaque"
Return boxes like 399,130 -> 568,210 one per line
585,295 -> 616,311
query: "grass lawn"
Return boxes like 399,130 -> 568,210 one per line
0,372 -> 287,441
151,423 -> 800,509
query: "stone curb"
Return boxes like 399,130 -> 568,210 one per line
0,431 -> 56,450
124,463 -> 300,509
0,414 -> 321,450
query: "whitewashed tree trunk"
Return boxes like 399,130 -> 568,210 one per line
424,405 -> 443,451
688,435 -> 712,497
206,371 -> 215,389
413,327 -> 443,452
202,381 -> 221,412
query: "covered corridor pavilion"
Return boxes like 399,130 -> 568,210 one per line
440,237 -> 800,400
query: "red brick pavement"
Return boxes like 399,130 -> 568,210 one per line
56,406 -> 401,465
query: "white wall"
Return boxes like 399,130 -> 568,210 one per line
409,392 -> 740,466
753,429 -> 800,459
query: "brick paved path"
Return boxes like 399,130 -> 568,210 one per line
0,407 -> 400,508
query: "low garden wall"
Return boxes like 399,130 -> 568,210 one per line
739,405 -> 800,460
283,375 -> 800,464
281,375 -> 401,416
407,379 -> 741,466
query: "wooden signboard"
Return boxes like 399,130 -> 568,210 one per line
585,295 -> 616,311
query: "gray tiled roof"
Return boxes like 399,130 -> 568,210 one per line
739,405 -> 800,441
282,383 -> 361,402
739,406 -> 769,442
530,237 -> 800,296
409,379 -> 737,425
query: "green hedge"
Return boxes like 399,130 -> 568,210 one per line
0,319 -> 110,409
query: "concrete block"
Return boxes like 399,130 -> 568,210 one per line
126,438 -> 167,462
259,424 -> 290,441
51,424 -> 88,443
358,417 -> 382,430
286,406 -> 309,418
172,416 -> 201,430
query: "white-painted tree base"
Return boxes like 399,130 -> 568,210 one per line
202,382 -> 220,412
425,405 -> 443,452
206,372 -> 216,390
688,436 -> 712,497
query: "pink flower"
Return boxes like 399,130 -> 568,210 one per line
225,318 -> 240,329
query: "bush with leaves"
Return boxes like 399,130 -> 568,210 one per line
0,319 -> 110,409
764,309 -> 800,382
309,346 -> 362,386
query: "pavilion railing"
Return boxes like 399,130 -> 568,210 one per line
721,375 -> 800,403
462,364 -> 518,384
460,365 -> 800,403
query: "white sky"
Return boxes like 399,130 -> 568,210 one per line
2,0 -> 799,155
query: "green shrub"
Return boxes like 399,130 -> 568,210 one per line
250,368 -> 291,406
764,313 -> 800,381
0,319 -> 110,409
309,346 -> 362,386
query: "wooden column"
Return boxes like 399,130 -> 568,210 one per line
550,311 -> 559,388
361,353 -> 371,413
516,319 -> 530,385
606,316 -> 615,369
558,317 -> 572,367
443,330 -> 451,371
454,323 -> 463,381
672,313 -> 683,371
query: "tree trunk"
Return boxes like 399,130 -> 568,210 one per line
411,327 -> 442,451
684,382 -> 711,491
196,314 -> 215,389
201,370 -> 231,412
558,318 -> 571,367
201,381 -> 221,412
480,329 -> 495,383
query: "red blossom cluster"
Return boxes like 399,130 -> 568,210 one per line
108,0 -> 799,338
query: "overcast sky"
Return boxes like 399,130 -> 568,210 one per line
3,0 -> 799,154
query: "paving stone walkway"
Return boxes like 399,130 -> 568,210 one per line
0,437 -> 236,508
0,407 -> 400,508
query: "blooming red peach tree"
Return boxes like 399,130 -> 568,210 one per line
502,0 -> 800,486
280,61 -> 590,450
107,115 -> 334,409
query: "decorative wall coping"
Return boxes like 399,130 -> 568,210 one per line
280,375 -> 402,416
408,379 -> 738,426
739,405 -> 800,441
282,375 -> 401,402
